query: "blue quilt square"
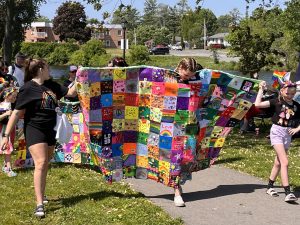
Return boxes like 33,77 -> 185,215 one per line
103,120 -> 112,133
112,144 -> 122,157
137,143 -> 148,156
123,154 -> 136,167
89,109 -> 102,122
159,136 -> 173,150
101,94 -> 113,107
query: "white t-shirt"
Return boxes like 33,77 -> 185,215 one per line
8,64 -> 24,87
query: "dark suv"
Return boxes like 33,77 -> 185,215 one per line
149,46 -> 169,55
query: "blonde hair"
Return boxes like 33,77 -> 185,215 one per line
175,58 -> 198,73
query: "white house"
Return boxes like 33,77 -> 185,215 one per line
207,33 -> 230,48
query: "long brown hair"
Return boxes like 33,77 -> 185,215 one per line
24,58 -> 47,83
175,58 -> 198,73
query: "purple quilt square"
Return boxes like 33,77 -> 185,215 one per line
90,96 -> 101,110
177,97 -> 189,110
208,147 -> 221,158
171,150 -> 183,164
139,68 -> 153,81
123,131 -> 138,143
89,109 -> 102,122
101,146 -> 112,159
215,116 -> 230,127
170,163 -> 181,176
152,69 -> 165,82
88,70 -> 101,82
123,154 -> 136,167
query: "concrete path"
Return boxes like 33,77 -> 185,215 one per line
127,166 -> 300,225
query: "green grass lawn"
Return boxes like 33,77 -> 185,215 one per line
0,164 -> 183,225
219,126 -> 300,191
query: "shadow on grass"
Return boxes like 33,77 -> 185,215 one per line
147,184 -> 266,202
214,156 -> 245,165
47,190 -> 145,212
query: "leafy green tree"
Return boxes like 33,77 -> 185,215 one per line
217,15 -> 232,33
227,7 -> 284,77
35,15 -> 51,22
165,6 -> 180,44
143,0 -> 158,26
111,5 -> 140,30
135,25 -> 171,46
53,1 -> 90,43
0,0 -> 44,63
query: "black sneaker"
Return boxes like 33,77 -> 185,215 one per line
34,204 -> 45,217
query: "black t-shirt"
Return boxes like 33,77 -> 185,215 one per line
15,79 -> 68,129
269,98 -> 300,127
63,79 -> 79,102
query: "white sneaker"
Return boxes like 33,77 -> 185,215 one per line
285,193 -> 298,203
174,195 -> 185,207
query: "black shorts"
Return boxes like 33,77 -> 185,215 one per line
25,125 -> 56,148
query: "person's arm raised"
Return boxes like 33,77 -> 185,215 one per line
254,81 -> 270,108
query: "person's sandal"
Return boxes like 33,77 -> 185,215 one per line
285,193 -> 298,203
266,188 -> 279,197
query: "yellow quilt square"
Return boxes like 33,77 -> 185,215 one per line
113,68 -> 126,80
136,156 -> 148,168
125,106 -> 139,119
138,119 -> 150,133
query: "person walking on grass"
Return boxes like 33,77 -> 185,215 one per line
0,87 -> 18,177
255,80 -> 300,203
0,58 -> 77,217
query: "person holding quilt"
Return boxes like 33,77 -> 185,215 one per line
0,58 -> 77,217
255,80 -> 300,203
172,57 -> 202,207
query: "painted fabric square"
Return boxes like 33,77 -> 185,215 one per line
125,106 -> 139,119
113,68 -> 126,80
101,81 -> 113,94
113,80 -> 126,93
125,93 -> 139,106
101,94 -> 113,107
152,82 -> 165,95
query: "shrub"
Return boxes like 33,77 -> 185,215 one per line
128,45 -> 150,65
21,42 -> 57,58
89,54 -> 111,67
47,43 -> 79,65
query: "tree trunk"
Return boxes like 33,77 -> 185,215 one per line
2,0 -> 15,64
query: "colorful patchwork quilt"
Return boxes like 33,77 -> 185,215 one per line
74,66 -> 260,187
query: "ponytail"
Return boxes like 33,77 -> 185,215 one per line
175,58 -> 198,73
24,58 -> 47,83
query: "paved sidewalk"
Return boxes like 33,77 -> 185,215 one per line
127,166 -> 300,225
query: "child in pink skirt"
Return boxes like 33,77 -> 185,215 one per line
0,87 -> 18,177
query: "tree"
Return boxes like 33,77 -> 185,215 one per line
143,0 -> 158,26
1,0 -> 44,63
36,15 -> 51,22
111,5 -> 140,30
135,25 -> 171,45
216,15 -> 233,33
53,1 -> 90,43
227,7 -> 284,76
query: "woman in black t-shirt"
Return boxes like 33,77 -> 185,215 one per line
255,81 -> 300,203
0,59 -> 77,217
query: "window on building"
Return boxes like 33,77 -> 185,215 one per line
118,30 -> 122,36
105,30 -> 110,35
118,41 -> 121,46
105,40 -> 110,47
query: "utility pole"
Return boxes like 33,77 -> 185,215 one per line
203,18 -> 207,49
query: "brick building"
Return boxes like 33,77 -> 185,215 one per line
90,24 -> 126,48
24,22 -> 59,43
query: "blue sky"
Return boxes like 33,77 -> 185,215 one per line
40,0 -> 285,21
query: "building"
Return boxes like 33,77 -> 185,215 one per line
90,24 -> 126,48
207,33 -> 230,48
24,22 -> 59,43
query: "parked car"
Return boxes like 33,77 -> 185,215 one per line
149,46 -> 170,55
171,45 -> 183,51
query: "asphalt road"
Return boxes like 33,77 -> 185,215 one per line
127,166 -> 300,225
169,49 -> 239,62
